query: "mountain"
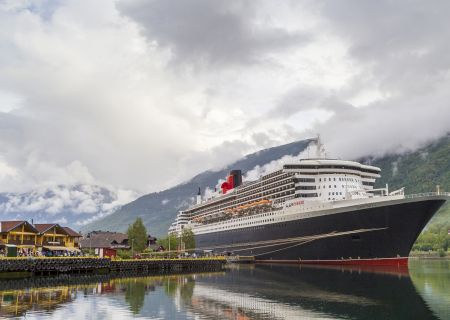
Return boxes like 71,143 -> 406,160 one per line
82,139 -> 314,236
0,184 -> 136,230
370,135 -> 450,225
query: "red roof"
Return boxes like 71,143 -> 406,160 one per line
63,227 -> 82,237
0,221 -> 38,233
33,224 -> 58,233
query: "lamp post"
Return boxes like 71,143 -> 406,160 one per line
87,233 -> 91,257
131,238 -> 134,259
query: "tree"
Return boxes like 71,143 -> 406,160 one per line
127,217 -> 148,253
181,228 -> 195,250
157,233 -> 177,252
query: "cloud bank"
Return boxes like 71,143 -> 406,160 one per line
0,0 -> 449,202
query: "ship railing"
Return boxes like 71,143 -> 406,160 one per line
404,192 -> 450,199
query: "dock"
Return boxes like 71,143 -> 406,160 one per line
226,256 -> 255,264
0,257 -> 226,276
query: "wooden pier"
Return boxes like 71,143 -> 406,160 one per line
0,257 -> 226,276
226,256 -> 255,264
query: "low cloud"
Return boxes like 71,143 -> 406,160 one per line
0,184 -> 136,226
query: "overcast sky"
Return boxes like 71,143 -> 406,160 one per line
1,0 -> 449,195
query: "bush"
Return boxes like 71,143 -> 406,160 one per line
117,249 -> 132,259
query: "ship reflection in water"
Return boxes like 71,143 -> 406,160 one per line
0,260 -> 448,319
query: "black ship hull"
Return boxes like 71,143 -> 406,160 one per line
194,197 -> 446,266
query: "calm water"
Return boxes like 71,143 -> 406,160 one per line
0,260 -> 449,320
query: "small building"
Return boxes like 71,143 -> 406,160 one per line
147,235 -> 164,252
34,224 -> 81,255
63,227 -> 82,249
80,231 -> 130,257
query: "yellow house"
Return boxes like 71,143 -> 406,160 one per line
0,221 -> 38,250
62,227 -> 82,248
34,224 -> 81,251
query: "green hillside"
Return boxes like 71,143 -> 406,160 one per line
369,135 -> 450,253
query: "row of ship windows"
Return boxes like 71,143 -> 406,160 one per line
294,176 -> 374,185
204,214 -> 330,233
283,164 -> 379,175
319,177 -> 357,182
227,175 -> 293,199
262,170 -> 284,181
195,187 -> 295,216
297,184 -> 361,191
242,182 -> 293,197
195,205 -> 282,228
240,174 -> 293,195
295,192 -> 348,198
218,218 -> 276,230
318,185 -> 359,189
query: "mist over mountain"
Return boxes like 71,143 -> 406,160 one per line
0,184 -> 136,230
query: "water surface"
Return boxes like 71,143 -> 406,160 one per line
0,259 -> 448,319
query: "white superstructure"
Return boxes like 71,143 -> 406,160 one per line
168,147 -> 406,238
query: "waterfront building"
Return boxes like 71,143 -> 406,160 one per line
79,231 -> 162,256
0,221 -> 39,252
63,227 -> 83,248
0,221 -> 82,256
80,231 -> 130,257
34,224 -> 81,254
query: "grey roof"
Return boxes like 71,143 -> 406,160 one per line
79,231 -> 128,249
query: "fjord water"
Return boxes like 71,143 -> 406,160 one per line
0,260 -> 448,320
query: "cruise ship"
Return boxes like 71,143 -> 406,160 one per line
169,139 -> 449,266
